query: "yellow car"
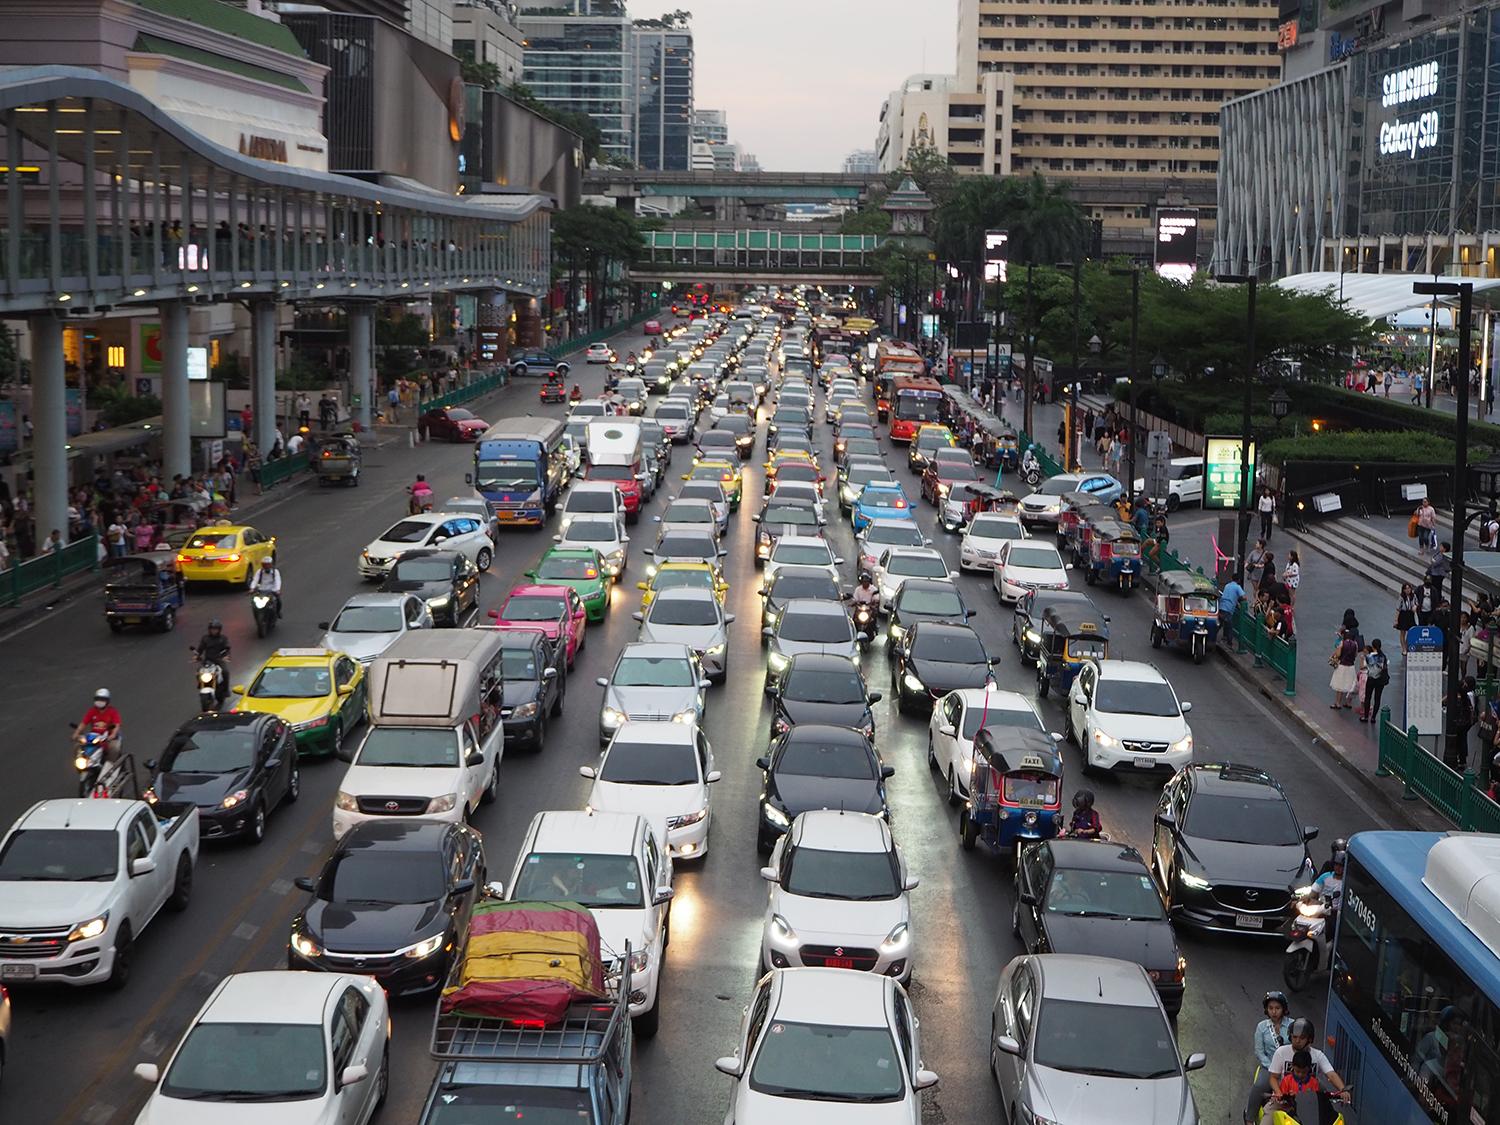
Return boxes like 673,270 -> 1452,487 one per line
637,561 -> 729,608
176,524 -> 277,585
687,458 -> 743,505
231,647 -> 366,758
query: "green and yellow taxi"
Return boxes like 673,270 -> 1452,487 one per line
176,524 -> 277,586
636,560 -> 729,609
526,546 -> 612,623
231,647 -> 366,758
686,458 -> 743,506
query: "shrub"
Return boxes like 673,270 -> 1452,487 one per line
1262,429 -> 1458,465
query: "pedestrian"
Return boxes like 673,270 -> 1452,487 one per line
1108,436 -> 1125,476
1427,542 -> 1452,604
1461,611 -> 1476,677
1283,550 -> 1301,605
1258,487 -> 1276,542
1340,608 -> 1363,647
1483,507 -> 1500,550
105,518 -> 127,558
1247,538 -> 1269,596
1219,573 -> 1247,636
1362,639 -> 1391,722
387,384 -> 400,423
1445,676 -> 1478,769
318,393 -> 337,430
1330,627 -> 1360,709
41,528 -> 62,554
296,392 -> 311,429
1396,582 -> 1419,654
1415,497 -> 1438,557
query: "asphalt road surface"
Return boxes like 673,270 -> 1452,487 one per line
0,322 -> 1397,1125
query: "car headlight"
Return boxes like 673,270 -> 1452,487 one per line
1178,870 -> 1213,890
762,802 -> 790,828
335,790 -> 358,811
220,788 -> 250,809
770,912 -> 797,941
938,483 -> 950,495
889,623 -> 905,641
1170,733 -> 1193,755
768,651 -> 790,671
1025,629 -> 1041,643
1092,729 -> 1120,748
511,701 -> 539,719
903,673 -> 926,692
427,594 -> 451,608
602,707 -> 628,728
668,807 -> 708,828
645,564 -> 658,577
672,709 -> 697,724
705,643 -> 726,656
880,922 -> 911,952
290,929 -> 322,958
629,948 -> 651,974
293,716 -> 330,731
399,933 -> 446,960
67,913 -> 109,942
427,793 -> 459,814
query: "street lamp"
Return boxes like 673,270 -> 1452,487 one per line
1059,258 -> 1085,471
1213,273 -> 1259,584
1268,387 -> 1291,421
1150,353 -> 1168,379
1111,265 -> 1143,502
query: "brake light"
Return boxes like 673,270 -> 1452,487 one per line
895,500 -> 906,509
585,568 -> 599,578
508,1018 -> 548,1029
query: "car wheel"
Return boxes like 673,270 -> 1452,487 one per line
167,854 -> 193,912
947,766 -> 960,807
247,800 -> 266,845
634,997 -> 661,1039
1167,493 -> 1180,512
375,1046 -> 390,1107
160,607 -> 175,632
476,547 -> 493,572
482,761 -> 498,804
959,810 -> 978,851
927,734 -> 938,770
105,924 -> 134,990
286,766 -> 301,804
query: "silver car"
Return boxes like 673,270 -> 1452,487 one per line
765,598 -> 858,675
634,586 -> 734,681
990,954 -> 1204,1125
654,497 -> 721,541
318,592 -> 433,664
596,641 -> 710,745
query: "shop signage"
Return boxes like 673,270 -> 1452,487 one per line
1204,436 -> 1256,510
1381,61 -> 1439,107
238,134 -> 288,163
983,230 -> 1009,283
1277,19 -> 1298,49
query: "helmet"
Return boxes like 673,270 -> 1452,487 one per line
1072,789 -> 1095,810
260,557 -> 274,567
858,572 -> 873,584
1330,836 -> 1348,856
415,473 -> 426,482
1289,1018 -> 1315,1041
1263,990 -> 1289,1014
93,687 -> 111,701
208,618 -> 223,631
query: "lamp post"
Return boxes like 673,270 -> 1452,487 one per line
1112,265 -> 1143,503
1214,273 -> 1259,582
1059,257 -> 1084,471
1151,353 -> 1167,380
1413,280 -> 1475,769
1268,388 -> 1291,430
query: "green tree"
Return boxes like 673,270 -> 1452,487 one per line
840,207 -> 891,235
461,59 -> 504,90
553,205 -> 646,335
888,144 -> 956,208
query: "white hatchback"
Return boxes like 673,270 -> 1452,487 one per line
358,512 -> 493,579
960,514 -> 1028,571
582,721 -> 720,859
992,540 -> 1071,603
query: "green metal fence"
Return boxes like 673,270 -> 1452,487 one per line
1016,430 -> 1066,478
257,450 -> 310,491
1230,603 -> 1298,696
552,309 -> 664,359
420,372 -> 507,414
2,534 -> 100,608
1376,712 -> 1500,831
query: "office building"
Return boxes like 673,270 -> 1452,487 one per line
454,1 -> 526,86
296,0 -> 457,52
632,19 -> 693,170
517,1 -> 634,163
842,149 -> 879,175
876,74 -> 956,172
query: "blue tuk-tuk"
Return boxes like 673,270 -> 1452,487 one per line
959,727 -> 1064,865
1058,493 -> 1112,559
1035,602 -> 1110,698
103,553 -> 186,633
1149,569 -> 1220,663
1083,517 -> 1143,592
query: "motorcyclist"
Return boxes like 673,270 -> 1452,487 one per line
569,384 -> 583,404
1316,838 -> 1348,878
1245,991 -> 1293,1123
1064,789 -> 1102,840
852,572 -> 880,610
409,473 -> 433,514
248,556 -> 283,618
74,687 -> 122,760
1020,444 -> 1041,478
1264,1019 -> 1350,1108
193,619 -> 232,705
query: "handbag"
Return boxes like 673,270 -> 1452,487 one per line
1408,513 -> 1420,538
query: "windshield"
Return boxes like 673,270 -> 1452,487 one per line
1094,680 -> 1179,717
664,504 -> 712,523
0,829 -> 117,881
970,517 -> 1021,539
377,520 -> 432,544
681,486 -> 724,505
564,521 -> 618,546
327,851 -> 444,904
1183,792 -> 1303,846
651,570 -> 715,596
848,468 -> 892,489
889,554 -> 947,578
501,650 -> 542,679
390,558 -> 452,582
780,611 -> 853,644
1046,868 -> 1166,920
962,706 -> 1042,738
771,576 -> 839,604
600,741 -> 698,785
502,596 -> 565,622
899,588 -> 963,617
862,491 -> 906,510
447,409 -> 475,421
477,459 -> 543,492
774,545 -> 833,567
589,465 -> 636,483
356,728 -> 458,768
717,416 -> 751,434
538,555 -> 600,580
162,1024 -> 326,1101
162,728 -> 257,772
913,629 -> 985,662
568,492 -> 616,513
938,463 -> 978,482
784,846 -> 900,900
784,668 -> 866,706
866,524 -> 924,548
649,598 -> 719,627
657,536 -> 716,559
330,605 -> 403,633
766,508 -> 817,527
509,853 -> 645,909
187,533 -> 238,551
896,395 -> 942,422
615,655 -> 696,687
1037,477 -> 1083,496
248,665 -> 330,699
1032,999 -> 1180,1080
749,1022 -> 903,1102
657,405 -> 688,420
423,1088 -> 592,1122
778,738 -> 874,778
844,439 -> 881,458
1007,546 -> 1063,570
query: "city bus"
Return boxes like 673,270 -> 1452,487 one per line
874,342 -> 926,421
1325,831 -> 1500,1125
887,375 -> 946,443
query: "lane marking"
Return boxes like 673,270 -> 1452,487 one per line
231,922 -> 259,941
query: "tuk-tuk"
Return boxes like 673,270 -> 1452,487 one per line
539,373 -> 567,404
997,432 -> 1020,471
1083,518 -> 1143,593
1035,604 -> 1110,698
1058,494 -> 1111,559
103,553 -> 186,633
1150,569 -> 1220,662
959,484 -> 1019,528
958,727 -> 1064,864
312,433 -> 361,487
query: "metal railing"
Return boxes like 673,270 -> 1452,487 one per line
257,450 -> 310,491
552,309 -> 665,358
1017,430 -> 1066,478
2,534 -> 100,608
420,372 -> 507,414
1231,603 -> 1298,696
1376,712 -> 1500,831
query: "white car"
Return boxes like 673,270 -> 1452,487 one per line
358,512 -> 493,579
586,342 -> 616,364
874,546 -> 957,610
765,534 -> 843,586
655,400 -> 696,443
1066,659 -> 1194,775
439,496 -> 499,543
839,463 -> 896,511
560,480 -> 626,533
959,514 -> 1028,571
677,481 -> 730,534
597,642 -> 709,744
1133,457 -> 1205,511
928,688 -> 1058,803
133,971 -> 388,1124
556,516 -> 629,577
634,587 -> 734,681
654,497 -> 721,541
318,592 -> 433,664
332,721 -> 497,840
582,721 -> 720,859
714,968 -> 937,1122
1018,472 -> 1123,526
759,811 -> 916,982
856,519 -> 930,575
503,811 -> 673,1036
765,598 -> 860,672
993,540 -> 1071,603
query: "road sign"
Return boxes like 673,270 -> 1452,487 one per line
1147,430 -> 1173,460
1405,625 -> 1444,736
1204,436 -> 1256,509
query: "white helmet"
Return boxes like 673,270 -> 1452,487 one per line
94,687 -> 111,701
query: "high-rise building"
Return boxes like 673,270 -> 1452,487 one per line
632,19 -> 693,170
453,1 -> 526,87
292,0 -> 457,52
876,75 -> 955,171
842,149 -> 879,175
517,1 -> 633,163
739,151 -> 761,172
691,107 -> 739,169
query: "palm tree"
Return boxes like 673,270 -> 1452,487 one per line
1008,174 -> 1086,264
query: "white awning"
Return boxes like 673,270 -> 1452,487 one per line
1273,271 -> 1500,320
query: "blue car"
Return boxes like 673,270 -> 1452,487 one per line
851,482 -> 916,532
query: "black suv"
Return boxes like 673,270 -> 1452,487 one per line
380,549 -> 479,627
498,630 -> 565,750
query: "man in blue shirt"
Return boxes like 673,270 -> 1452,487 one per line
1219,575 -> 1247,634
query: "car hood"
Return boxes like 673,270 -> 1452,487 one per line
321,630 -> 401,663
1092,713 -> 1189,744
339,763 -> 463,799
731,1089 -> 916,1124
911,658 -> 991,691
378,577 -> 450,599
136,1098 -> 342,1125
0,882 -> 117,929
496,619 -> 562,641
1181,836 -> 1310,886
772,890 -> 906,946
1002,563 -> 1068,587
639,622 -> 723,649
587,907 -> 655,967
153,767 -> 253,809
305,898 -> 445,953
364,537 -> 420,557
502,678 -> 541,709
607,684 -> 699,720
778,698 -> 871,729
770,773 -> 882,817
234,696 -> 329,726
588,780 -> 706,821
1030,1067 -> 1192,1125
1040,913 -> 1178,970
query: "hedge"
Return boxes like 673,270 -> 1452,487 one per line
1262,429 -> 1459,465
1284,384 -> 1500,449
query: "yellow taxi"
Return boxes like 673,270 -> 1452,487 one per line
636,561 -> 729,609
686,458 -> 743,506
176,524 -> 277,585
231,647 -> 366,758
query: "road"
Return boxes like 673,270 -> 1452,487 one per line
0,319 -> 1398,1125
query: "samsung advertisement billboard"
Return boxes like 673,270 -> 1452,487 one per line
1154,208 -> 1199,283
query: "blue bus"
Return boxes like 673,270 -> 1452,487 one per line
1326,832 -> 1500,1124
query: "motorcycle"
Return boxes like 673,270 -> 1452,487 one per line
193,652 -> 228,711
849,598 -> 878,648
1283,885 -> 1335,991
73,728 -> 110,797
251,591 -> 278,638
1258,1087 -> 1350,1125
540,378 -> 567,404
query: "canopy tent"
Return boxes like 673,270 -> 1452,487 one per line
1273,272 -> 1500,320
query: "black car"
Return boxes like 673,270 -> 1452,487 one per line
1015,839 -> 1185,1016
753,500 -> 824,563
288,819 -> 485,997
754,723 -> 893,851
761,565 -> 842,629
1151,762 -> 1318,935
646,531 -> 725,567
712,414 -> 756,458
510,349 -> 567,376
498,630 -> 565,750
767,407 -> 813,444
697,429 -> 742,463
890,621 -> 993,713
147,713 -> 298,844
1012,588 -> 1106,664
887,579 -> 975,645
380,548 -> 480,627
768,652 -> 882,743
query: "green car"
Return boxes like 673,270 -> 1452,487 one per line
527,547 -> 611,622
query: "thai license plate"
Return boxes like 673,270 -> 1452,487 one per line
1235,913 -> 1265,930
822,956 -> 855,969
1,964 -> 37,981
496,511 -> 515,521
1133,756 -> 1157,769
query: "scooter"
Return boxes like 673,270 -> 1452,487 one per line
1020,463 -> 1043,487
1283,885 -> 1335,991
73,728 -> 109,797
194,655 -> 227,711
1258,1087 -> 1349,1125
850,599 -> 878,648
251,591 -> 279,639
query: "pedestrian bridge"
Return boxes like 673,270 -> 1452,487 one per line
631,228 -> 884,285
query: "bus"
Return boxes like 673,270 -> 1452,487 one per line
887,375 -> 946,443
874,342 -> 926,421
1325,832 -> 1500,1125
472,417 -> 568,525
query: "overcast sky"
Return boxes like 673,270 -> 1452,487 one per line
688,0 -> 959,172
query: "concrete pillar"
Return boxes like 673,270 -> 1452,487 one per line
160,301 -> 191,481
348,304 -> 372,430
29,314 -> 68,548
251,300 -> 278,453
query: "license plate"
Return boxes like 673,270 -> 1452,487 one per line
1133,756 -> 1157,769
1235,913 -> 1265,930
496,511 -> 515,520
822,956 -> 855,969
1,964 -> 37,981
124,617 -> 141,624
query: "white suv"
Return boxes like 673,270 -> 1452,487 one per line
1065,660 -> 1194,776
1132,457 -> 1204,511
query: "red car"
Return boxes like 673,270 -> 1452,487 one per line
583,464 -> 642,522
487,584 -> 588,667
921,457 -> 981,504
420,406 -> 488,442
644,319 -> 662,336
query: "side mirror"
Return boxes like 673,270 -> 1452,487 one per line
1019,887 -> 1038,906
1050,731 -> 1064,742
868,691 -> 883,704
294,876 -> 317,893
719,548 -> 729,557
938,722 -> 955,737
337,683 -> 354,697
914,1068 -> 940,1091
129,857 -> 157,877
464,473 -> 473,486
543,667 -> 558,680
994,1034 -> 1023,1058
756,755 -> 771,770
643,548 -> 655,556
762,626 -> 774,637
834,557 -> 845,565
652,886 -> 675,906
950,570 -> 961,579
524,569 -> 537,579
339,1064 -> 369,1089
632,611 -> 644,622
317,621 -> 330,631
1180,701 -> 1192,713
637,581 -> 650,591
134,1063 -> 160,1083
760,865 -> 778,882
904,875 -> 921,891
487,609 -> 500,620
579,765 -> 597,779
714,1056 -> 743,1078
553,534 -> 563,542
1154,812 -> 1177,832
1185,1052 -> 1208,1072
449,878 -> 475,898
466,750 -> 485,767
231,684 -> 246,695
484,880 -> 506,898
752,513 -> 762,522
725,613 -> 736,623
965,609 -> 977,618
880,764 -> 896,779
706,770 -> 722,783
1303,825 -> 1320,842
595,676 -> 610,688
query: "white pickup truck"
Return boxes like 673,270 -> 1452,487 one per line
0,798 -> 198,989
